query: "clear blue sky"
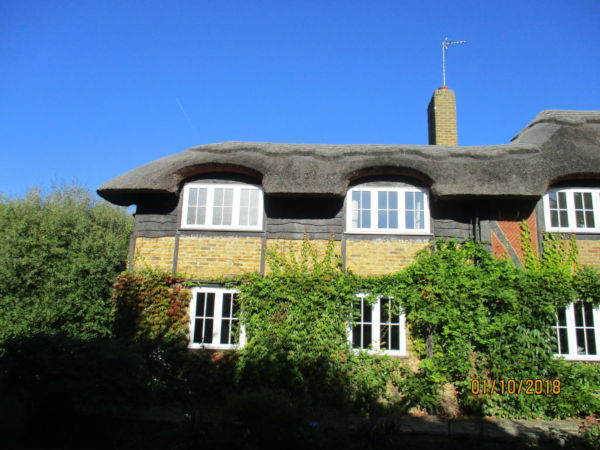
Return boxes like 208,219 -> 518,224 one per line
2,1 -> 599,198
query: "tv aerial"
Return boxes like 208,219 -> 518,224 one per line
442,37 -> 467,87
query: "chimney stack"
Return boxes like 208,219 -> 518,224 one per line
427,87 -> 458,146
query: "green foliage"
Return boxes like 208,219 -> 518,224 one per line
234,237 -> 400,411
112,268 -> 191,346
0,185 -> 132,347
580,413 -> 600,450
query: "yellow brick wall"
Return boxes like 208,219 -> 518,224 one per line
264,239 -> 342,273
133,237 -> 175,272
576,239 -> 600,269
345,239 -> 429,276
430,88 -> 458,146
177,236 -> 262,279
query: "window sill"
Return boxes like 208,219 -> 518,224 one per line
545,229 -> 600,234
554,355 -> 600,362
180,225 -> 264,232
351,349 -> 407,357
345,230 -> 432,236
188,343 -> 242,351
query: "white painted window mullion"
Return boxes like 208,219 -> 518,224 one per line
205,187 -> 214,227
565,303 -> 577,357
232,186 -> 240,227
372,299 -> 381,350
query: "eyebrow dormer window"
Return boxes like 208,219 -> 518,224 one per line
346,187 -> 430,234
181,183 -> 263,230
543,188 -> 600,233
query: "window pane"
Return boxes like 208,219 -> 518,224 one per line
584,192 -> 593,209
222,206 -> 232,225
575,302 -> 584,327
586,211 -> 595,228
220,320 -> 231,344
576,328 -> 586,355
239,208 -> 248,225
391,325 -> 400,350
415,192 -> 424,210
352,191 -> 371,228
240,189 -> 249,207
378,210 -> 387,228
584,303 -> 594,326
362,191 -> 370,209
406,192 -> 414,210
363,303 -> 372,322
213,207 -> 223,225
352,326 -> 361,348
560,211 -> 568,227
197,188 -> 207,206
548,192 -> 557,209
193,318 -> 205,343
389,211 -> 398,228
575,192 -> 583,210
550,210 -> 559,228
351,192 -> 360,228
195,293 -> 205,318
189,188 -> 198,205
576,211 -> 585,228
362,325 -> 372,347
249,207 -> 258,226
557,308 -> 567,326
558,192 -> 567,209
406,211 -> 415,229
362,210 -> 371,228
559,328 -> 569,354
187,206 -> 197,225
205,293 -> 215,317
381,325 -> 389,349
587,329 -> 597,355
380,299 -> 389,322
415,211 -> 425,229
378,191 -> 387,210
224,188 -> 233,206
232,294 -> 240,316
214,188 -> 223,205
389,191 -> 398,209
203,319 -> 214,344
222,294 -> 232,318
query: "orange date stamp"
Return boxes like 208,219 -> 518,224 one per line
470,379 -> 561,395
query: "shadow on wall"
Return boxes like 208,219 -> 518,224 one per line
0,334 -> 587,450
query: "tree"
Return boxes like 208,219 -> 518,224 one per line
0,184 -> 133,345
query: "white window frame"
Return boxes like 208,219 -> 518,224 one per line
181,183 -> 264,231
346,187 -> 431,234
188,287 -> 246,350
348,294 -> 406,356
543,188 -> 600,233
553,301 -> 600,361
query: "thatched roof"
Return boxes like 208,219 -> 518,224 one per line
98,110 -> 600,206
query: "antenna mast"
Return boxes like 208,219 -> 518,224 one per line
442,37 -> 467,87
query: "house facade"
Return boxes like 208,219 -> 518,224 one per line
98,88 -> 600,360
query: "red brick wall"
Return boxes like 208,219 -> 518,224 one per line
491,231 -> 508,259
495,211 -> 539,264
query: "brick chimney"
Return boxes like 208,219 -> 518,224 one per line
427,87 -> 458,145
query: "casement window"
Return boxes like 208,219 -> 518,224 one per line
553,301 -> 600,361
543,188 -> 600,232
181,183 -> 263,230
349,294 -> 406,356
346,187 -> 430,234
188,287 -> 245,350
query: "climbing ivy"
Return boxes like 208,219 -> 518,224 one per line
110,227 -> 600,419
112,268 -> 191,347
